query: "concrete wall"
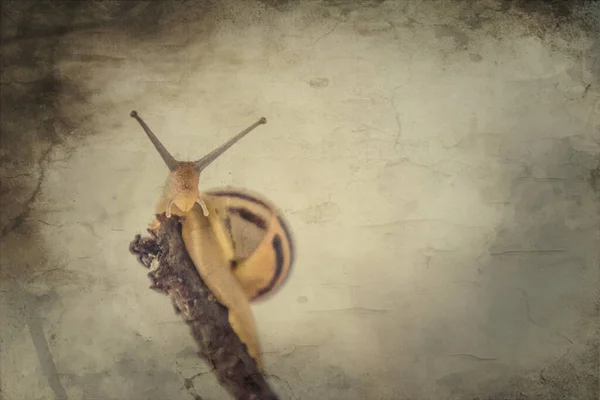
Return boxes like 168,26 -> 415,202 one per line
1,1 -> 599,399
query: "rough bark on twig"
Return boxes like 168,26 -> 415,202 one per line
129,213 -> 279,400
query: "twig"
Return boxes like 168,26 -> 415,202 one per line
129,213 -> 279,400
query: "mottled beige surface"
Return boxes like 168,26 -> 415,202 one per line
1,1 -> 599,399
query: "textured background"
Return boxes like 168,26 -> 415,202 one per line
1,1 -> 599,399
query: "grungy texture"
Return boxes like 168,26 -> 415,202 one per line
0,1 -> 599,400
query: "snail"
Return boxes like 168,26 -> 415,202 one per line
130,111 -> 294,371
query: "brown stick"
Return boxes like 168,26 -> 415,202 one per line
129,213 -> 279,400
